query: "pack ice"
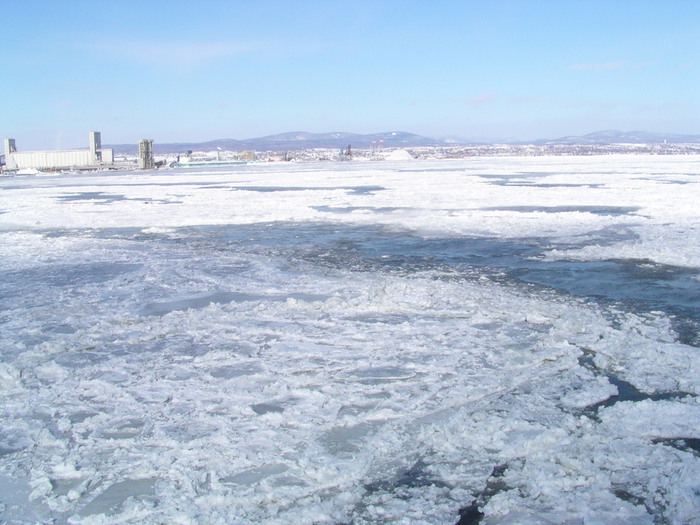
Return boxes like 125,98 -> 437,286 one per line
0,155 -> 699,524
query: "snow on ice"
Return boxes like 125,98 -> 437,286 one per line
0,155 -> 699,524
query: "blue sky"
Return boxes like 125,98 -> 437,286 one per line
3,0 -> 700,150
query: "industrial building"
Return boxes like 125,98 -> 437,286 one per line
2,132 -> 114,172
138,139 -> 155,169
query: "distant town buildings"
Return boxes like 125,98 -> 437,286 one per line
3,131 -> 700,174
2,132 -> 114,172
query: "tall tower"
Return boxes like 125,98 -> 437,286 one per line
89,131 -> 102,163
3,138 -> 17,169
138,139 -> 154,169
4,138 -> 16,155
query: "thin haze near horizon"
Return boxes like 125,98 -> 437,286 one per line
3,0 -> 699,150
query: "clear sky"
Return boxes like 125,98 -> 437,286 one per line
3,0 -> 700,150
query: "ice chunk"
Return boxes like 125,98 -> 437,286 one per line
221,464 -> 288,486
76,478 -> 156,518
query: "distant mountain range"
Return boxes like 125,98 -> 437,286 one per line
533,129 -> 700,145
109,131 -> 440,155
107,129 -> 700,154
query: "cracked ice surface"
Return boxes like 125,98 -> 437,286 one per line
0,156 -> 699,524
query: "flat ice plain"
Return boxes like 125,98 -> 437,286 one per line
1,155 -> 699,524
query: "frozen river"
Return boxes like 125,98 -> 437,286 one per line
1,156 -> 699,524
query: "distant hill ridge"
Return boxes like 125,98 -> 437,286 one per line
534,129 -> 700,145
107,129 -> 700,154
109,131 -> 439,155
